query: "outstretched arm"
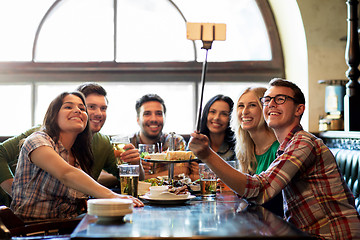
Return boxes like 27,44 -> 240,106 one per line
188,132 -> 247,196
30,146 -> 143,207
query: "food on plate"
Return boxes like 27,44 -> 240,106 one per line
145,175 -> 192,186
144,177 -> 164,186
144,175 -> 201,195
168,185 -> 189,195
140,152 -> 150,159
141,150 -> 196,161
165,151 -> 196,160
148,152 -> 167,160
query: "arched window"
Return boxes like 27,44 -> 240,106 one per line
0,0 -> 283,136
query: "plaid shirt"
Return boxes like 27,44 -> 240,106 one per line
11,131 -> 86,220
129,131 -> 186,152
242,125 -> 360,239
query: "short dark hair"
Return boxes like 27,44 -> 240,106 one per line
76,82 -> 108,103
135,94 -> 166,116
268,78 -> 305,105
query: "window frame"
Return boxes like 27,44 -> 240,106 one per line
0,0 -> 283,81
0,0 -> 284,134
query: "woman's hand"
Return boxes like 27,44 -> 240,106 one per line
113,193 -> 144,207
188,132 -> 212,161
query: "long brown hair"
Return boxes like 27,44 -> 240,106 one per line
231,87 -> 272,174
41,91 -> 94,175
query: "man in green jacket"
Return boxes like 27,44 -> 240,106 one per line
0,82 -> 141,206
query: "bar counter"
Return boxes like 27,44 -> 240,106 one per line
70,192 -> 314,239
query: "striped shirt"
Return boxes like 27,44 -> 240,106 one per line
10,131 -> 86,220
242,125 -> 360,239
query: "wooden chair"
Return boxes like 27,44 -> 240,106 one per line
0,205 -> 81,238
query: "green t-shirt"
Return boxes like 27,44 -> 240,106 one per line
91,132 -> 119,180
0,126 -> 118,206
255,141 -> 280,175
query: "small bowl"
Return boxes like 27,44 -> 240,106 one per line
149,185 -> 168,197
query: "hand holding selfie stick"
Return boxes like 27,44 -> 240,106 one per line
186,23 -> 226,132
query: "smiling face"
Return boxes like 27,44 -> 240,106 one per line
137,101 -> 165,140
237,91 -> 264,132
85,93 -> 107,134
207,100 -> 230,135
57,94 -> 88,134
263,86 -> 304,133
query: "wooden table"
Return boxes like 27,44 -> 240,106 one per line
70,192 -> 314,239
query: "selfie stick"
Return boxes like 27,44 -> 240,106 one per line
196,25 -> 215,132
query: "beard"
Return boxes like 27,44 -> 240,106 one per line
143,130 -> 162,140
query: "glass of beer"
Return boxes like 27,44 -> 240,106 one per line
119,165 -> 139,197
218,161 -> 237,192
199,163 -> 217,198
111,135 -> 130,165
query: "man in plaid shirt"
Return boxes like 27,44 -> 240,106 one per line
189,78 -> 360,239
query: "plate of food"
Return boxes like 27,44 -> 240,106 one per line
140,194 -> 196,205
141,151 -> 198,163
139,185 -> 196,204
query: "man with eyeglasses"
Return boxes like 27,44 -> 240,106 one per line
189,78 -> 360,239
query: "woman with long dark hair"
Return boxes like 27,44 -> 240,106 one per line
11,91 -> 143,220
198,94 -> 236,162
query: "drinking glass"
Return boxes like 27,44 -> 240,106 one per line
138,144 -> 155,174
218,161 -> 237,192
111,135 -> 130,165
119,165 -> 140,197
138,144 -> 155,156
227,160 -> 238,169
199,163 -> 217,198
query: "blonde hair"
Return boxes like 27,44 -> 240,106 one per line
231,87 -> 271,174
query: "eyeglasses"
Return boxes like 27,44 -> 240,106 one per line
259,94 -> 296,106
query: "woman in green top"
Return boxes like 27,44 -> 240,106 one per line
231,86 -> 282,216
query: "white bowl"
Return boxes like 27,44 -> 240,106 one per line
148,185 -> 169,197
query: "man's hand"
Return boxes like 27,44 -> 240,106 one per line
121,144 -> 141,165
141,160 -> 153,172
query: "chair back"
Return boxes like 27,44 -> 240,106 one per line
0,205 -> 81,237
